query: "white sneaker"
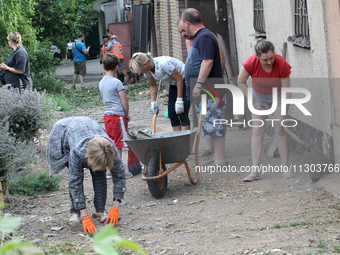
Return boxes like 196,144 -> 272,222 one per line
92,212 -> 108,223
69,214 -> 80,225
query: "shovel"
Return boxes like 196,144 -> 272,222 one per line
149,80 -> 162,134
273,117 -> 331,182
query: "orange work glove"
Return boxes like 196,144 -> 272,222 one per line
82,215 -> 96,234
104,207 -> 119,226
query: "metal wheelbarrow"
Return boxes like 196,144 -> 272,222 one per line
124,113 -> 203,199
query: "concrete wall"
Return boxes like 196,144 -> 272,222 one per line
232,0 -> 335,161
325,0 -> 340,163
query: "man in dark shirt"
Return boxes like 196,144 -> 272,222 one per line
182,8 -> 228,167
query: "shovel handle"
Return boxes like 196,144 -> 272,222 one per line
268,114 -> 311,152
282,126 -> 311,152
151,113 -> 157,134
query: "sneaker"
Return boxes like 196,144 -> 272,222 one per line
93,212 -> 108,223
107,172 -> 112,179
125,172 -> 133,179
69,214 -> 80,225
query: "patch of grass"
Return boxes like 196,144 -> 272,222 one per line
274,224 -> 282,229
125,82 -> 151,101
301,221 -> 312,226
47,94 -> 73,111
9,169 -> 61,196
237,211 -> 243,215
54,86 -> 103,110
317,240 -> 327,249
289,222 -> 300,227
259,227 -> 266,231
333,246 -> 340,253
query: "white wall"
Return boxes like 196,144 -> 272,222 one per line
232,0 -> 333,136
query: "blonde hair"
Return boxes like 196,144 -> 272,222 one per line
129,52 -> 152,73
85,135 -> 114,171
7,31 -> 22,47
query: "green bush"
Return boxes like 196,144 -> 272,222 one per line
0,123 -> 36,178
0,86 -> 55,141
33,74 -> 65,94
9,169 -> 61,196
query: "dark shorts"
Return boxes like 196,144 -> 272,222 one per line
194,95 -> 226,139
74,61 -> 86,76
118,59 -> 124,71
168,83 -> 190,127
104,115 -> 128,149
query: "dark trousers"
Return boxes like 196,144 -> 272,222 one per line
70,169 -> 107,214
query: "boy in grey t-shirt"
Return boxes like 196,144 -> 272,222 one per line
99,53 -> 133,179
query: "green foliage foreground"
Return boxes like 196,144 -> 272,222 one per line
0,203 -> 147,255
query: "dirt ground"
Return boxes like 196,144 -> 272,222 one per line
3,73 -> 340,254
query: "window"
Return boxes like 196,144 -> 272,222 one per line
253,0 -> 266,35
289,0 -> 310,48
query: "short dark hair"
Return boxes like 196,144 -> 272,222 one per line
182,8 -> 202,24
102,53 -> 119,71
78,33 -> 84,39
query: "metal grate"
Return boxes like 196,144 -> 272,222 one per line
294,0 -> 310,39
253,0 -> 266,34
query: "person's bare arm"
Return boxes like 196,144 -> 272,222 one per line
82,46 -> 90,55
148,77 -> 158,102
192,59 -> 213,100
237,66 -> 251,97
0,63 -> 23,74
118,90 -> 130,122
170,69 -> 184,98
185,39 -> 192,53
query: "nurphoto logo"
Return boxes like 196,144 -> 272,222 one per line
200,84 -> 312,128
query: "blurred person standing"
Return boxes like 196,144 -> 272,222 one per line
72,34 -> 90,89
66,39 -> 73,61
109,35 -> 129,82
0,31 -> 31,90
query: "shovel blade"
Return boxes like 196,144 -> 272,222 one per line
302,148 -> 331,183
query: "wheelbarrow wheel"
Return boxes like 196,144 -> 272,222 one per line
146,155 -> 167,199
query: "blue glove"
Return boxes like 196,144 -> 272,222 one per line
151,101 -> 159,114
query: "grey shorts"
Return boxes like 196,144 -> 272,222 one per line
252,88 -> 281,107
74,61 -> 86,76
118,59 -> 124,70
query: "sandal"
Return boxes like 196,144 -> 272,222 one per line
243,174 -> 261,182
282,172 -> 295,179
204,158 -> 215,166
199,149 -> 214,157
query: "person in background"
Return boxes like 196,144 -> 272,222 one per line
99,53 -> 135,179
66,39 -> 73,61
108,35 -> 130,82
238,39 -> 293,181
0,31 -> 31,90
129,52 -> 190,131
72,33 -> 90,89
100,34 -> 112,63
46,117 -> 126,233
